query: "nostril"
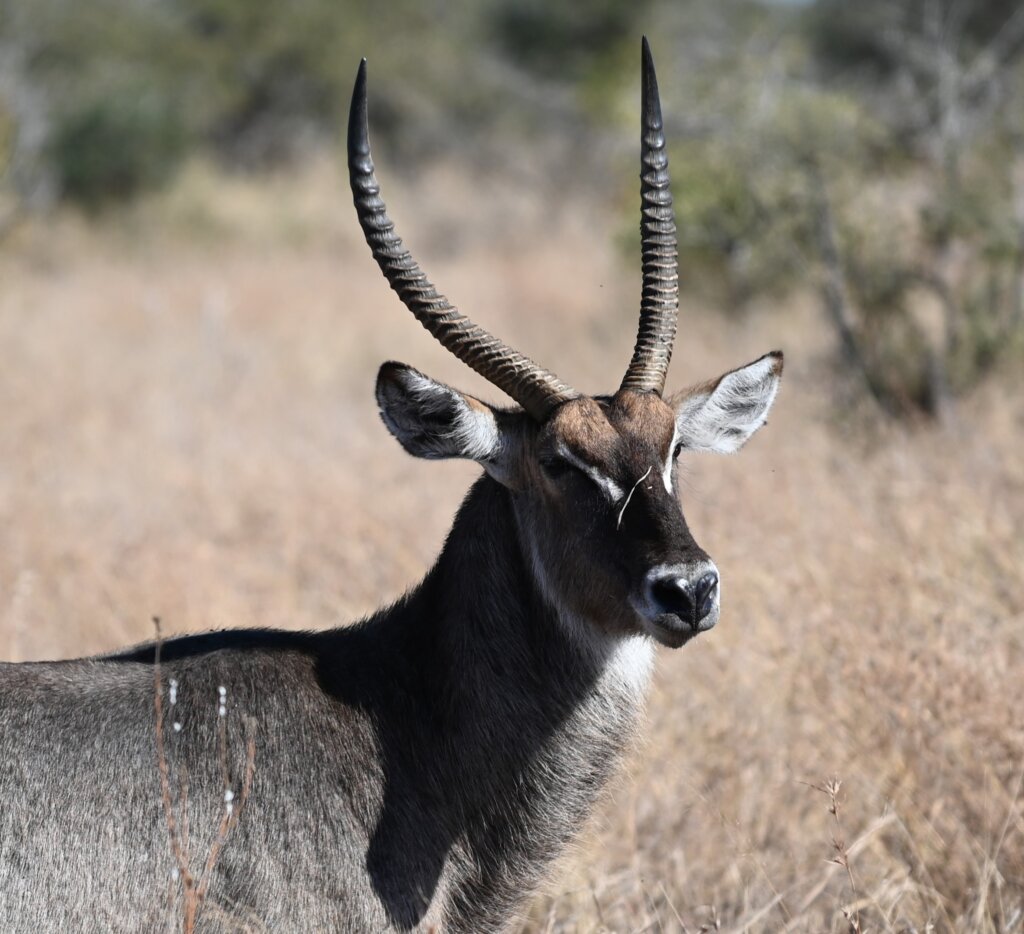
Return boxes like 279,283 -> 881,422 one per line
650,577 -> 695,621
645,567 -> 720,631
693,571 -> 719,621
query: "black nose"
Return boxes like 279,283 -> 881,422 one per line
693,571 -> 718,621
650,570 -> 719,628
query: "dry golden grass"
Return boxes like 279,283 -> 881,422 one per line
1,162 -> 1022,932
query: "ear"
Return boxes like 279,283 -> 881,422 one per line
376,362 -> 513,478
672,351 -> 783,454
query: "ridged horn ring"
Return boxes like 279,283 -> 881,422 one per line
347,59 -> 578,421
620,36 -> 679,396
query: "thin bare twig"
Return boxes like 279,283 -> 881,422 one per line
194,716 -> 257,909
153,618 -> 196,908
153,618 -> 257,933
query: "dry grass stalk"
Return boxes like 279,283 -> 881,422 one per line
808,778 -> 862,934
152,616 -> 257,933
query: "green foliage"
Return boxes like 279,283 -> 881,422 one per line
0,105 -> 13,177
489,0 -> 648,81
807,0 -> 1024,78
1,0 -> 1023,416
636,1 -> 1024,418
669,137 -> 804,303
170,0 -> 354,164
764,86 -> 887,167
665,83 -> 887,309
50,91 -> 187,209
840,216 -> 913,318
2,0 -> 491,193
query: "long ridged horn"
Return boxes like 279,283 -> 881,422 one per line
620,37 -> 679,396
347,60 -> 578,421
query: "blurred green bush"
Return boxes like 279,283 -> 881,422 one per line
50,91 -> 186,209
2,0 -> 1022,416
1,0 -> 527,202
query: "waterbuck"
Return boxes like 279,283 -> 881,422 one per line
0,39 -> 782,932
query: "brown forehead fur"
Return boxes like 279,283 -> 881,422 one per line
545,391 -> 676,469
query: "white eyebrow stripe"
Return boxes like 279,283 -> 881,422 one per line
663,424 -> 679,493
556,444 -> 624,503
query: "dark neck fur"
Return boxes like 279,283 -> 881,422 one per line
350,475 -> 646,929
418,476 -> 610,711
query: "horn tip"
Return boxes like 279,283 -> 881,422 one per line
640,37 -> 661,124
348,58 -> 370,158
641,36 -> 655,74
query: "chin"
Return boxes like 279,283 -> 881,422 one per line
647,615 -> 701,649
644,607 -> 720,649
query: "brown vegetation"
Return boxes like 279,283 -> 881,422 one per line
1,165 -> 1021,931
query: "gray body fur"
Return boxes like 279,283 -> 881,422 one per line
0,477 -> 646,932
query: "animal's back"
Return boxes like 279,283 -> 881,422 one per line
0,631 -> 397,932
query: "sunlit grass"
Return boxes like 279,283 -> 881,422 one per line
1,164 -> 1021,932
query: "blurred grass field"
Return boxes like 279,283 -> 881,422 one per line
1,161 -> 1022,932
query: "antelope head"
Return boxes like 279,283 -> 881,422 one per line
349,39 -> 782,649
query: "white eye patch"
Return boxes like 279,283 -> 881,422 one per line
662,424 -> 680,494
554,444 -> 624,503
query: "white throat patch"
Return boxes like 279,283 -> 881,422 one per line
605,635 -> 655,697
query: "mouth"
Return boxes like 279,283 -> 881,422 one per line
648,613 -> 702,649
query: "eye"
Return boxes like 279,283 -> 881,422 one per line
672,442 -> 683,461
540,457 -> 577,481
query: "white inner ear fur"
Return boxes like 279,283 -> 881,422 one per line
555,443 -> 624,503
446,400 -> 501,463
380,368 -> 502,463
409,370 -> 500,460
674,353 -> 782,455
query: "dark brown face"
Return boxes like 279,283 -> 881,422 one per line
376,352 -> 782,649
514,391 -> 719,648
